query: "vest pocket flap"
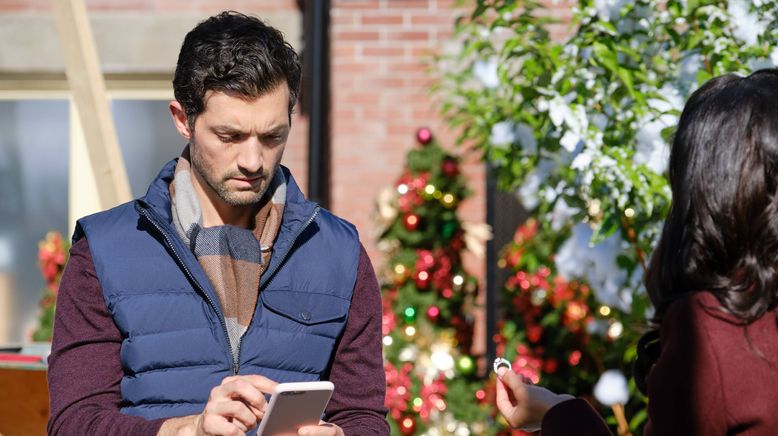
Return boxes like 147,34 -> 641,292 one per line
261,290 -> 349,325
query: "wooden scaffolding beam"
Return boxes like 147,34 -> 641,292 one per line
51,0 -> 132,210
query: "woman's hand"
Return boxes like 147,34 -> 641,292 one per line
495,367 -> 574,432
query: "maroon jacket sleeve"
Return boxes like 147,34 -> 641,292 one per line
324,245 -> 390,435
643,296 -> 727,435
47,237 -> 166,436
541,399 -> 611,436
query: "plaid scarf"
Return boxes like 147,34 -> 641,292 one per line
170,147 -> 286,360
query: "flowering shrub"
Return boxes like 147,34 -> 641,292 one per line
32,231 -> 68,342
495,220 -> 648,432
437,0 -> 778,433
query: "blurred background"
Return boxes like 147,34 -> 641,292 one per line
5,0 -> 774,435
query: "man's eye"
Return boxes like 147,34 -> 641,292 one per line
218,135 -> 237,143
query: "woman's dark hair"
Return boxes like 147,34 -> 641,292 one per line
636,69 -> 778,393
172,11 -> 301,125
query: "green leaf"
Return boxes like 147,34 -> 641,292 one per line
617,67 -> 637,98
593,42 -> 619,74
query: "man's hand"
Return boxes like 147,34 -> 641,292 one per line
298,421 -> 345,436
495,367 -> 573,432
157,374 -> 278,436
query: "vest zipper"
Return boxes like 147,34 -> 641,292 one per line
234,206 -> 321,374
137,206 -> 238,373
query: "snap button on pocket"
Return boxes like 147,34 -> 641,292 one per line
300,310 -> 312,321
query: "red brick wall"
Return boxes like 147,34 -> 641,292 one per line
329,0 -> 483,277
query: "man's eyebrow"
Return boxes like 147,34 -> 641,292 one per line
210,124 -> 290,135
262,125 -> 290,136
211,125 -> 243,134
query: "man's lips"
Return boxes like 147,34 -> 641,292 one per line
230,176 -> 262,186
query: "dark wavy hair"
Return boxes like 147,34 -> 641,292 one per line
172,11 -> 301,126
636,69 -> 778,393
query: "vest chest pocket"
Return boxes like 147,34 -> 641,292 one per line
259,289 -> 351,339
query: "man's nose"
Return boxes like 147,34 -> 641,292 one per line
237,137 -> 262,174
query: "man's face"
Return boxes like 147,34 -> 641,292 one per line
187,84 -> 290,209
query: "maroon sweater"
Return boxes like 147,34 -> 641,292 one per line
47,238 -> 389,436
541,291 -> 778,435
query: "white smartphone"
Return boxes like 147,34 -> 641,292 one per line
256,381 -> 334,436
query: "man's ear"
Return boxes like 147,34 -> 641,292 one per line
169,100 -> 192,139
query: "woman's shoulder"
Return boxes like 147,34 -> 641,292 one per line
661,290 -> 778,358
663,291 -> 740,326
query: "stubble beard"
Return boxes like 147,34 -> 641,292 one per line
189,136 -> 271,207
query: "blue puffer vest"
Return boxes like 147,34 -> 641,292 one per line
74,159 -> 360,421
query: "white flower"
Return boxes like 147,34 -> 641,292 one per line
518,171 -> 542,210
634,87 -> 679,174
490,122 -> 538,153
591,113 -> 608,130
560,130 -> 583,153
598,155 -> 617,168
635,118 -> 671,174
547,98 -> 589,153
473,59 -> 500,89
594,370 -> 629,406
551,199 -> 579,231
547,96 -> 571,128
555,224 -> 630,311
594,0 -> 627,22
490,121 -> 515,146
728,0 -> 767,46
517,160 -> 555,210
571,148 -> 593,170
515,123 -> 538,154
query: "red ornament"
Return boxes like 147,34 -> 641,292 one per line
526,324 -> 542,343
543,358 -> 559,374
568,350 -> 582,366
414,270 -> 431,289
426,305 -> 440,322
441,157 -> 459,177
400,415 -> 416,434
416,249 -> 435,269
416,127 -> 433,145
403,213 -> 420,231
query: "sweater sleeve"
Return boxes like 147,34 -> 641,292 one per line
47,237 -> 166,436
323,244 -> 390,435
643,296 -> 728,435
541,399 -> 612,436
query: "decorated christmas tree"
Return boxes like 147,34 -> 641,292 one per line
377,128 -> 494,435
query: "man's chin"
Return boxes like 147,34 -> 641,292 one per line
220,190 -> 267,207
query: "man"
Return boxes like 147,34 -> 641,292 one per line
47,11 -> 389,436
